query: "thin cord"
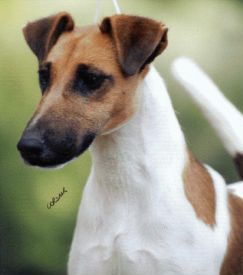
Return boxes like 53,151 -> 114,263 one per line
94,0 -> 102,24
94,0 -> 121,24
112,0 -> 121,14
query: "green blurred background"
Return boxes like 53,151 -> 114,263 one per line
1,0 -> 243,274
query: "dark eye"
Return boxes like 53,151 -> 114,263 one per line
74,73 -> 106,96
38,63 -> 51,93
73,65 -> 111,96
82,73 -> 106,90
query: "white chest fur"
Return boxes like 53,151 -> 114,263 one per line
68,67 -> 230,275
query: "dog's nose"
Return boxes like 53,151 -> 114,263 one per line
17,132 -> 43,156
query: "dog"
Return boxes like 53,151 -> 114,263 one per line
17,12 -> 243,275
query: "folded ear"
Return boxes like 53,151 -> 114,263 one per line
23,12 -> 74,62
100,15 -> 168,76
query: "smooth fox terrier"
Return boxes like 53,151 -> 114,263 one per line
17,12 -> 243,275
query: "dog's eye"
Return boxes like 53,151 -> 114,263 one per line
82,73 -> 106,90
73,65 -> 111,96
38,63 -> 51,93
74,73 -> 106,96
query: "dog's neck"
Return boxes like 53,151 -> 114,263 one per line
89,67 -> 187,211
70,67 -> 229,275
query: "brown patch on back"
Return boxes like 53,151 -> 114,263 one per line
234,153 -> 243,180
220,193 -> 243,275
183,152 -> 216,226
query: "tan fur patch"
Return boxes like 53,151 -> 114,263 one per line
100,15 -> 168,76
183,152 -> 216,226
31,25 -> 143,135
23,14 -> 169,160
220,193 -> 243,275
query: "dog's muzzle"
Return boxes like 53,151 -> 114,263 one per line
17,128 -> 96,168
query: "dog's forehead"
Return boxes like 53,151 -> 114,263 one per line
46,25 -> 118,74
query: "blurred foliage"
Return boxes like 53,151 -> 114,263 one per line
0,0 -> 243,274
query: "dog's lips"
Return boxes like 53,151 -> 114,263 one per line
19,149 -> 73,168
76,132 -> 96,155
18,132 -> 96,168
20,154 -> 70,169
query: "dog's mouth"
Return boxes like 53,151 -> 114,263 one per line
17,132 -> 96,168
20,150 -> 75,168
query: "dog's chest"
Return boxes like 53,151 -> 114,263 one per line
71,222 -> 178,275
95,235 -> 171,275
69,205 -> 221,275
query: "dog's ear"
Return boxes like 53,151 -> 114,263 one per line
23,12 -> 74,62
100,15 -> 168,76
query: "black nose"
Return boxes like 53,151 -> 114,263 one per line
17,132 -> 43,157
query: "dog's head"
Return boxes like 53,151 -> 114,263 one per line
17,12 -> 168,168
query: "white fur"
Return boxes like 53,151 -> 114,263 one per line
172,56 -> 243,198
68,66 -> 230,275
228,182 -> 243,199
172,57 -> 243,156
